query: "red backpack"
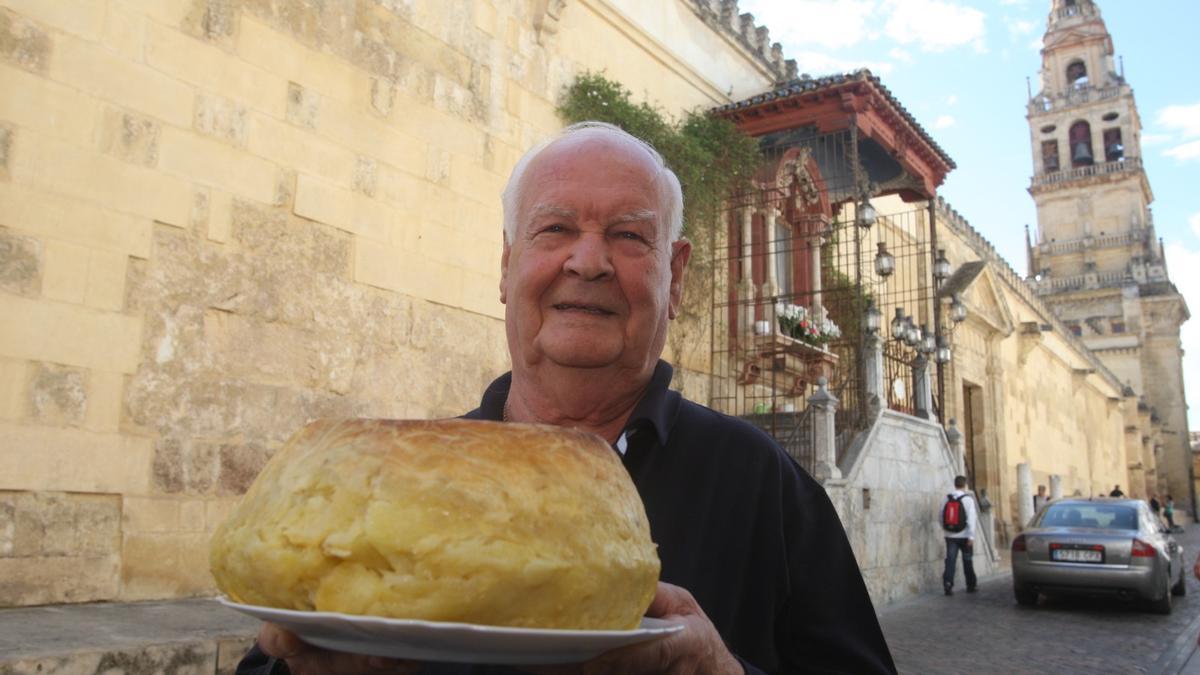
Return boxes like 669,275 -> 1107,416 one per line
942,494 -> 968,533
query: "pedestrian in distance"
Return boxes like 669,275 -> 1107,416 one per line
1033,484 -> 1048,513
941,475 -> 978,595
1165,495 -> 1177,531
1109,484 -> 1125,497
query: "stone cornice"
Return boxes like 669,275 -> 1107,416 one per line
684,0 -> 796,82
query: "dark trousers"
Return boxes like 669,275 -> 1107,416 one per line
943,537 -> 976,590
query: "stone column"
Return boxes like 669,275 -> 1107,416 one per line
863,332 -> 885,414
1049,474 -> 1063,500
808,377 -> 841,483
809,233 -> 824,319
912,354 -> 933,420
1017,462 -> 1034,529
764,207 -> 779,297
740,207 -> 756,333
945,418 -> 965,476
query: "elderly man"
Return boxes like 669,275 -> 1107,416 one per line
239,122 -> 895,674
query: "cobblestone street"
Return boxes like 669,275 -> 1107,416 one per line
880,524 -> 1200,674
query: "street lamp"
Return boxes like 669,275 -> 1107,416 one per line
935,335 -> 952,364
875,242 -> 895,278
950,293 -> 968,323
933,248 -> 952,282
857,200 -> 877,229
904,317 -> 920,347
865,300 -> 882,334
891,308 -> 907,341
920,324 -> 936,355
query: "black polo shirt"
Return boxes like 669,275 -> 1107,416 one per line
236,361 -> 895,674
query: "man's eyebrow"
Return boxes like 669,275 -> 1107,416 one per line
528,204 -> 577,219
607,209 -> 657,226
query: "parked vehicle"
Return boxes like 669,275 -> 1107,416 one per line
1011,498 -> 1185,613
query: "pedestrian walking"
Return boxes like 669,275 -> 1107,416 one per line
1165,495 -> 1176,530
940,475 -> 978,595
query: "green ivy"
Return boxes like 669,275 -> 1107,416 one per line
557,72 -> 761,242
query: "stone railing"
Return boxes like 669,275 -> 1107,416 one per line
1028,83 -> 1123,115
1031,156 -> 1142,189
1037,269 -> 1128,293
1056,3 -> 1098,21
1038,230 -> 1145,255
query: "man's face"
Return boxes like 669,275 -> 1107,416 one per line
499,135 -> 690,374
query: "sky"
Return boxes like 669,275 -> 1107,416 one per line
738,0 -> 1200,432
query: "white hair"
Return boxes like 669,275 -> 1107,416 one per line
500,121 -> 684,245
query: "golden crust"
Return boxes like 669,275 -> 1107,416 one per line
209,419 -> 660,629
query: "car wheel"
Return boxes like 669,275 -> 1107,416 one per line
1173,566 -> 1187,597
1014,586 -> 1038,606
1148,573 -> 1173,614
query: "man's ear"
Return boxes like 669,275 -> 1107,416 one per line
499,239 -> 512,304
667,238 -> 691,320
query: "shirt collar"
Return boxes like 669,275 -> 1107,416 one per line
473,360 -> 679,448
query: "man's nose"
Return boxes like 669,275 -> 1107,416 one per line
563,232 -> 614,280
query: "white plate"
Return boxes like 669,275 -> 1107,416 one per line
218,597 -> 684,664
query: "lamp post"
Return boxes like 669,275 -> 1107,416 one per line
935,335 -> 952,364
891,308 -> 907,342
865,300 -> 882,335
920,324 -> 936,355
875,242 -> 895,278
857,201 -> 877,229
904,317 -> 920,348
950,293 -> 968,323
933,248 -> 952,283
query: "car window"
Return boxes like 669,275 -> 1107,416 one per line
1037,503 -> 1138,529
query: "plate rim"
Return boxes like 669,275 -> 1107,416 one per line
217,596 -> 686,637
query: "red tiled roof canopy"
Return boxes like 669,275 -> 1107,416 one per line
713,70 -> 955,198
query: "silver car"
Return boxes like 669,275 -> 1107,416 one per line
1011,498 -> 1185,613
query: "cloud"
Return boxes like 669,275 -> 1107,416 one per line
788,50 -> 894,77
1141,133 -> 1173,147
1028,36 -> 1044,51
1164,140 -> 1200,163
1158,103 -> 1200,139
883,0 -> 987,53
737,0 -> 877,50
1006,18 -> 1037,37
1190,212 -> 1200,240
888,47 -> 914,64
934,115 -> 956,129
946,94 -> 958,106
1164,242 -> 1200,430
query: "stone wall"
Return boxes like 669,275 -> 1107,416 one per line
828,410 -> 997,607
0,0 -> 779,606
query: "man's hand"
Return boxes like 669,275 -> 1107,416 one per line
257,622 -> 419,675
529,582 -> 743,675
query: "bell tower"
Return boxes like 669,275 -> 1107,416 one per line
1026,0 -> 1191,507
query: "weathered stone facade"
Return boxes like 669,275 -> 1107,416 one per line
0,0 -> 784,606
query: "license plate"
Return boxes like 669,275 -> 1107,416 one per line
1052,548 -> 1102,563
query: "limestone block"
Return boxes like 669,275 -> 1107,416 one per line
3,0 -> 105,41
0,423 -> 153,493
122,495 -> 183,534
0,121 -> 10,177
217,442 -> 273,495
0,61 -> 102,148
0,228 -> 41,296
232,198 -> 351,278
181,0 -> 237,46
293,174 -> 394,241
0,7 -> 50,74
0,183 -> 152,258
51,31 -> 193,127
0,294 -> 143,373
158,126 -> 278,204
0,358 -> 29,421
370,77 -> 395,117
208,191 -> 234,244
151,437 -> 219,494
100,0 -> 146,61
354,155 -> 378,197
28,362 -> 87,427
246,111 -> 357,188
121,530 -> 217,600
237,15 -> 369,105
41,238 -> 90,304
144,20 -> 288,119
99,107 -> 160,167
285,81 -> 320,130
316,94 -> 428,177
10,130 -> 192,228
194,93 -> 248,147
0,553 -> 120,605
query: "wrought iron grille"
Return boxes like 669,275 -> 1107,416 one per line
709,126 -> 941,455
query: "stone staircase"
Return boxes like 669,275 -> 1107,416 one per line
0,598 -> 259,674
